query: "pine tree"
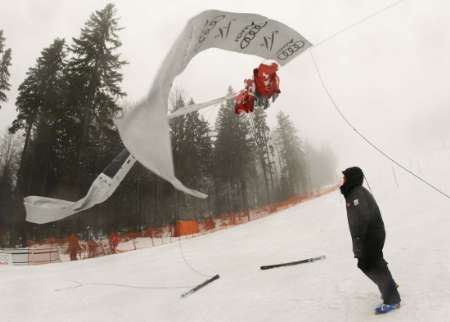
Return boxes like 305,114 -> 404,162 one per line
170,94 -> 190,219
213,87 -> 254,214
273,111 -> 308,197
66,3 -> 127,193
0,164 -> 13,231
0,132 -> 21,233
251,107 -> 275,203
170,94 -> 213,219
171,96 -> 213,186
0,30 -> 12,109
10,39 -> 67,195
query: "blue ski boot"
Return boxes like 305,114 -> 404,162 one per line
375,303 -> 401,315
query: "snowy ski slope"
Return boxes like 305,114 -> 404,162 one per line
1,167 -> 450,321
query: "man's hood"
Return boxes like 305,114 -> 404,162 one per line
340,166 -> 364,198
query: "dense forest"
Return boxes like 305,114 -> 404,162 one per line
0,4 -> 337,247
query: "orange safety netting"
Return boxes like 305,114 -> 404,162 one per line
22,184 -> 339,263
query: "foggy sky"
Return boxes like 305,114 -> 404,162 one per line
1,0 -> 449,189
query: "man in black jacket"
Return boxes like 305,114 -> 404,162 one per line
340,166 -> 401,314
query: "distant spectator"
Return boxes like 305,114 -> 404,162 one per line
109,232 -> 119,254
67,234 -> 81,261
85,226 -> 98,258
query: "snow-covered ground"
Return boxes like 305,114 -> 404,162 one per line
1,160 -> 450,321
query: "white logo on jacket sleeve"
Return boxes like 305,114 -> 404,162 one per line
353,199 -> 359,206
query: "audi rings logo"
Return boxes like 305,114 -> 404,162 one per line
277,40 -> 305,60
239,21 -> 268,49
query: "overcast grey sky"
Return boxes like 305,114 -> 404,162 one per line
1,0 -> 449,190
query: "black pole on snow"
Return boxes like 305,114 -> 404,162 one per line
181,274 -> 220,298
260,255 -> 326,270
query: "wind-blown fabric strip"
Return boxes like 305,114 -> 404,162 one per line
25,150 -> 135,224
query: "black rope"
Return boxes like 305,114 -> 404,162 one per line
309,49 -> 450,200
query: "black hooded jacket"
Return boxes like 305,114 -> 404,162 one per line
341,167 -> 386,261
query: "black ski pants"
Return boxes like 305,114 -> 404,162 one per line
358,257 -> 401,305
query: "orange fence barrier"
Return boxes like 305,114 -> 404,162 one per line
19,184 -> 339,264
174,220 -> 199,237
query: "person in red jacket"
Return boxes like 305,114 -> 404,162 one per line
67,233 -> 81,261
109,232 -> 119,254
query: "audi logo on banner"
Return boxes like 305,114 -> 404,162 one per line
277,40 -> 306,61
